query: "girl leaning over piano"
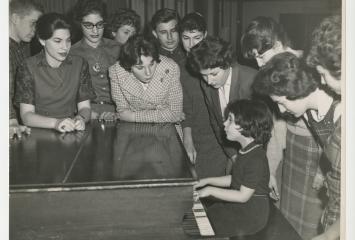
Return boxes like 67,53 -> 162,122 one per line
194,99 -> 272,238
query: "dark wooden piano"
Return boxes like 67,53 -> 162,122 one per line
10,121 -> 302,240
10,122 -> 197,240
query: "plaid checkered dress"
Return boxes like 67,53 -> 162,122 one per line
109,55 -> 183,123
306,102 -> 341,232
322,119 -> 341,231
280,120 -> 324,240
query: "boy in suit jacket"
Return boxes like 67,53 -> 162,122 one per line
188,37 -> 283,197
188,36 -> 257,164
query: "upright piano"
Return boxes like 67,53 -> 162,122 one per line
10,121 -> 303,240
10,121 -> 197,240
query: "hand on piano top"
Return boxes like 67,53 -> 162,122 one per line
98,112 -> 119,122
55,118 -> 77,132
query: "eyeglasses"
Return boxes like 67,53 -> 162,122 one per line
81,21 -> 105,29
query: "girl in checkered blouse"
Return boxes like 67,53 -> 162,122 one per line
109,34 -> 184,123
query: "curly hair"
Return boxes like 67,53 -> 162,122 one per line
151,8 -> 180,31
119,34 -> 161,71
188,36 -> 233,72
226,99 -> 273,146
180,12 -> 206,34
73,0 -> 107,23
241,16 -> 291,59
252,52 -> 320,100
107,8 -> 141,35
306,15 -> 341,79
37,13 -> 72,40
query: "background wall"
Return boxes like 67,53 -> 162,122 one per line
241,0 -> 340,53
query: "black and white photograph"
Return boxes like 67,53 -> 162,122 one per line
5,0 -> 353,239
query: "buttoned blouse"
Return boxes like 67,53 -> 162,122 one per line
15,51 -> 96,118
71,38 -> 120,103
109,55 -> 183,123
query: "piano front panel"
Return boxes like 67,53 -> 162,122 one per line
10,185 -> 194,240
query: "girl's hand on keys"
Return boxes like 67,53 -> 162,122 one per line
193,178 -> 209,190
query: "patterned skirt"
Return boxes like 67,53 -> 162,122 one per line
280,129 -> 325,239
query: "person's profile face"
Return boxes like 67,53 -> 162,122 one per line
271,95 -> 308,118
113,24 -> 136,45
40,29 -> 71,67
15,10 -> 42,42
253,48 -> 281,67
81,13 -> 104,46
152,19 -> 179,51
223,113 -> 243,142
316,65 -> 341,95
181,30 -> 206,52
200,67 -> 229,89
252,41 -> 284,67
131,55 -> 157,84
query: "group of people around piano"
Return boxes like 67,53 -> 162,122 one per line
9,0 -> 341,239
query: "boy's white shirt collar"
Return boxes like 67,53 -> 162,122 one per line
221,67 -> 232,100
218,67 -> 232,118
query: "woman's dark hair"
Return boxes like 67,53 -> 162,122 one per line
119,34 -> 161,71
241,16 -> 291,59
188,36 -> 233,72
36,13 -> 72,40
252,52 -> 320,100
306,15 -> 341,79
151,8 -> 180,31
73,0 -> 107,23
107,9 -> 141,36
180,12 -> 206,34
226,99 -> 273,146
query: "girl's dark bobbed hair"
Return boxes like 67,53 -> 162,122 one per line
119,34 -> 161,71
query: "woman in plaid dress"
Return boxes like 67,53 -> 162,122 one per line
253,52 -> 341,240
109,34 -> 183,123
306,15 -> 342,240
242,17 -> 324,239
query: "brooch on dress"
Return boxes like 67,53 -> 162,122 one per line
93,62 -> 102,73
160,69 -> 170,82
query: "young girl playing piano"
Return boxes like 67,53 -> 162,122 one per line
194,99 -> 272,238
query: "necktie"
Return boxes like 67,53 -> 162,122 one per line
219,86 -> 228,119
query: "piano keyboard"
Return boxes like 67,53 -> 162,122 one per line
192,191 -> 215,236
